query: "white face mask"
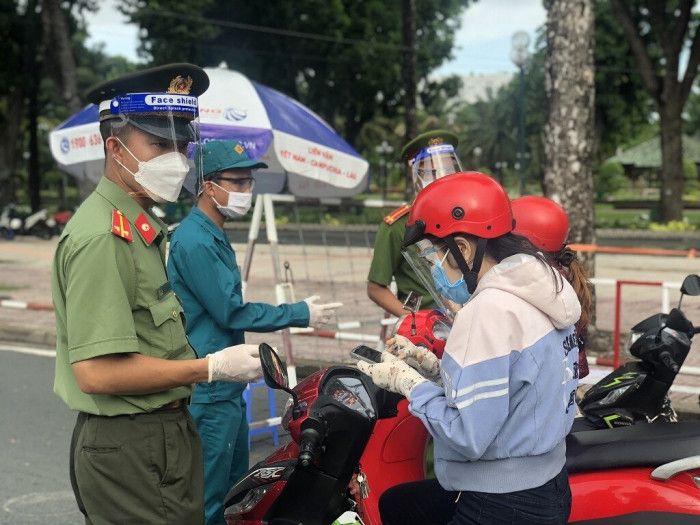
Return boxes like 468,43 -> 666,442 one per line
211,182 -> 253,218
114,138 -> 190,203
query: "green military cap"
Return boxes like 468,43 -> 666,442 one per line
85,63 -> 209,141
400,129 -> 460,163
197,140 -> 268,179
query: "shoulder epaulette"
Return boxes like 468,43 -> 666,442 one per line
135,212 -> 158,246
111,209 -> 133,243
384,204 -> 411,225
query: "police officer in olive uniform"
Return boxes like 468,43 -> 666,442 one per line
52,64 -> 263,525
367,130 -> 462,317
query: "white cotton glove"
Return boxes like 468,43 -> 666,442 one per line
207,344 -> 263,383
386,335 -> 441,380
304,295 -> 343,329
356,359 -> 428,398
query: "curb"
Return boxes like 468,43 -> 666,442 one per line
0,325 -> 56,348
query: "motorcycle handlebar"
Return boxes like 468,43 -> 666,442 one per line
659,351 -> 680,373
298,417 -> 325,468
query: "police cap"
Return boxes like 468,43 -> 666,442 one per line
86,63 -> 209,141
400,130 -> 460,164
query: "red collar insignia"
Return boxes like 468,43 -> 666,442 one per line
135,212 -> 158,245
111,209 -> 133,243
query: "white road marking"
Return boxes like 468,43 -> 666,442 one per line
0,344 -> 55,358
2,490 -> 74,514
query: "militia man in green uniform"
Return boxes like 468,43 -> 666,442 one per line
52,64 -> 264,525
367,130 -> 462,317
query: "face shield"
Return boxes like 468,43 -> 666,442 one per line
102,92 -> 202,202
402,239 -> 472,320
409,144 -> 462,193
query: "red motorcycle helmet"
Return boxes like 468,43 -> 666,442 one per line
393,309 -> 451,359
403,172 -> 514,293
403,171 -> 514,246
511,196 -> 569,253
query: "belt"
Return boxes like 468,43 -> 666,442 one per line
152,397 -> 189,412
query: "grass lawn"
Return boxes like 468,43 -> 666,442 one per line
595,204 -> 700,229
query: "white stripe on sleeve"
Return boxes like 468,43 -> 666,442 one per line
452,377 -> 509,399
454,388 -> 509,410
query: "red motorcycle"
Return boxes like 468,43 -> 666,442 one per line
225,277 -> 700,524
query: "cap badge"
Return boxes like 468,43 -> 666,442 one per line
428,137 -> 443,146
234,144 -> 245,155
167,75 -> 193,95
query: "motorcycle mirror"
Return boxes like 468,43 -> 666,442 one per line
258,343 -> 300,416
678,274 -> 700,310
259,343 -> 289,390
680,274 -> 700,297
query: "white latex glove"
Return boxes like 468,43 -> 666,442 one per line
386,335 -> 441,380
356,359 -> 427,398
207,344 -> 263,383
304,295 -> 343,329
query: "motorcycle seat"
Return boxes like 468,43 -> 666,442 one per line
566,420 -> 700,474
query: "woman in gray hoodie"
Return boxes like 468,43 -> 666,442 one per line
358,172 -> 581,525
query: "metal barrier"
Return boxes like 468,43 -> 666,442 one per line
570,243 -> 697,258
587,277 -> 700,377
0,299 -> 53,311
612,279 -> 664,369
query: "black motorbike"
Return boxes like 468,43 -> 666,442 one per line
578,273 -> 700,429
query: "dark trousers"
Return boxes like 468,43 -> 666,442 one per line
379,467 -> 571,525
70,408 -> 204,525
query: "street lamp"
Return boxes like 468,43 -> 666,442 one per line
375,140 -> 394,200
510,31 -> 531,196
472,146 -> 483,169
494,160 -> 508,183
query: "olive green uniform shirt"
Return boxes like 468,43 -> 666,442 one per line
52,177 -> 196,416
367,213 -> 436,310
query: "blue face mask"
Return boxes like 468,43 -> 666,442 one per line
431,251 -> 472,305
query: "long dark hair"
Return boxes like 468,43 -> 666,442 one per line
435,232 -> 564,291
554,247 -> 592,329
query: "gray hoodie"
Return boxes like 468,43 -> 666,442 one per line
409,253 -> 581,493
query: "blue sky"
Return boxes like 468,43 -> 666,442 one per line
84,0 -> 547,75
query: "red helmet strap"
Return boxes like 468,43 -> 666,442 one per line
444,236 -> 487,293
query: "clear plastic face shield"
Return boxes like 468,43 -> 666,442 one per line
102,92 -> 202,202
409,144 -> 462,193
402,238 -> 470,320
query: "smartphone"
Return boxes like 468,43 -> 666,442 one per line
350,345 -> 384,364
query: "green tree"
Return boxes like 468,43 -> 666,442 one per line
683,158 -> 699,192
595,160 -> 628,199
119,0 -> 472,145
543,0 -> 596,251
593,0 -> 654,159
453,0 -> 655,195
0,0 -> 136,209
686,79 -> 700,136
611,0 -> 700,221
0,1 -> 33,205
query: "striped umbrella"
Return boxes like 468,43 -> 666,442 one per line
49,66 -> 369,197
